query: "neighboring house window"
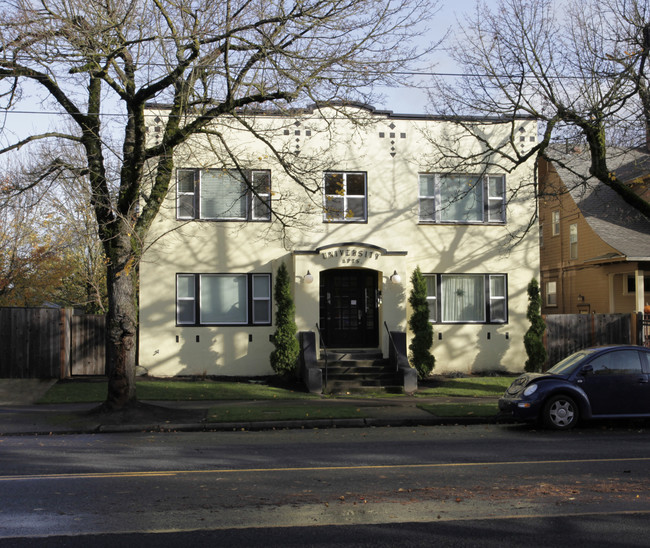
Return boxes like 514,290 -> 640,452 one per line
551,210 -> 560,236
418,173 -> 506,224
176,273 -> 271,326
625,275 -> 650,295
539,223 -> 544,248
424,273 -> 507,323
323,171 -> 367,222
569,223 -> 578,259
176,168 -> 271,221
546,281 -> 557,307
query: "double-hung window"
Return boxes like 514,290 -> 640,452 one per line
418,173 -> 505,224
423,273 -> 508,324
176,168 -> 271,221
323,171 -> 367,222
176,273 -> 271,326
546,281 -> 557,307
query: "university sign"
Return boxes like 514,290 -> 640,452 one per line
319,246 -> 382,264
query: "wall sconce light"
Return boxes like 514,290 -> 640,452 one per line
578,294 -> 584,302
390,270 -> 401,284
304,270 -> 314,284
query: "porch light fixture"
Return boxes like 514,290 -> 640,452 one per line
390,270 -> 401,284
304,270 -> 314,284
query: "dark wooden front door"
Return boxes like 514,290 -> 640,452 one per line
319,269 -> 379,348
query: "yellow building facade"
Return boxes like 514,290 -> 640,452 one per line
139,104 -> 540,377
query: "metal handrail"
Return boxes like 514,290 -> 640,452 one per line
315,323 -> 329,388
384,321 -> 399,372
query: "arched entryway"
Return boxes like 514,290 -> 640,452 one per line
319,268 -> 379,348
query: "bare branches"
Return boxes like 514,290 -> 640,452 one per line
427,0 -> 650,220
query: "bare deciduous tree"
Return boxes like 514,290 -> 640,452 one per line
0,0 -> 438,410
427,0 -> 650,219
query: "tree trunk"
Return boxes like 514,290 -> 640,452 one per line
103,239 -> 138,410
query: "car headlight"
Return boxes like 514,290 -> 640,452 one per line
523,384 -> 538,397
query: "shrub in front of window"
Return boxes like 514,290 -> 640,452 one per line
270,263 -> 299,376
524,278 -> 547,373
408,266 -> 435,379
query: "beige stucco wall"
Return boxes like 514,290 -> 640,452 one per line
139,105 -> 540,377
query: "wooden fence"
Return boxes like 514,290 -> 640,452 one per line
0,308 -> 105,379
543,313 -> 644,367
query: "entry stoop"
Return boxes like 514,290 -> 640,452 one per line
320,349 -> 404,394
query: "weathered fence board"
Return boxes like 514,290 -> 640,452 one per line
71,314 -> 106,376
0,308 -> 62,378
544,313 -> 634,367
0,308 -> 105,379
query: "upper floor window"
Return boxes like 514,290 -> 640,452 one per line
323,171 -> 367,222
176,169 -> 271,221
424,273 -> 508,324
569,223 -> 578,259
418,174 -> 505,224
551,210 -> 560,235
176,273 -> 271,326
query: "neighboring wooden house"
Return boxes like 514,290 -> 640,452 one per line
138,104 -> 540,377
538,147 -> 650,316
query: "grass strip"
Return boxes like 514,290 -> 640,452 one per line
37,380 -> 316,404
206,404 -> 368,423
416,376 -> 513,398
417,402 -> 498,418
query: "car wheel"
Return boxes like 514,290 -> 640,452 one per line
543,395 -> 579,430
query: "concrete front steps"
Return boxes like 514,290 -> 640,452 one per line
319,350 -> 404,394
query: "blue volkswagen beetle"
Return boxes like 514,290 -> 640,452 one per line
499,345 -> 650,429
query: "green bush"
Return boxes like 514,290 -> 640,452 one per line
408,266 -> 435,379
270,262 -> 300,376
524,278 -> 547,372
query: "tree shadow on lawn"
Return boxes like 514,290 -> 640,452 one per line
85,401 -> 206,426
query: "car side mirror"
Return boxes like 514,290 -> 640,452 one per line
580,364 -> 593,375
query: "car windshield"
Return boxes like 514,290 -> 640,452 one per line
547,350 -> 596,375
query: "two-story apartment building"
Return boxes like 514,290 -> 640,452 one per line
538,147 -> 650,316
138,104 -> 540,377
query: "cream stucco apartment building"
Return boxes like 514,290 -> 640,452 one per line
138,104 -> 540,378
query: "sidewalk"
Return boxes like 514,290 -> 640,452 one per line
0,379 -> 499,435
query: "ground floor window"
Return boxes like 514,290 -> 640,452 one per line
176,273 -> 271,326
423,273 -> 508,324
545,280 -> 557,307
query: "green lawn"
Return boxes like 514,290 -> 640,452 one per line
37,375 -> 514,406
416,376 -> 513,398
37,379 -> 317,404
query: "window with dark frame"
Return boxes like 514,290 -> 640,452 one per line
176,273 -> 271,326
176,168 -> 271,221
323,171 -> 367,222
423,273 -> 508,324
418,173 -> 506,224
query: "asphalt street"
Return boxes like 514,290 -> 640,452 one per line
1,423 -> 650,543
